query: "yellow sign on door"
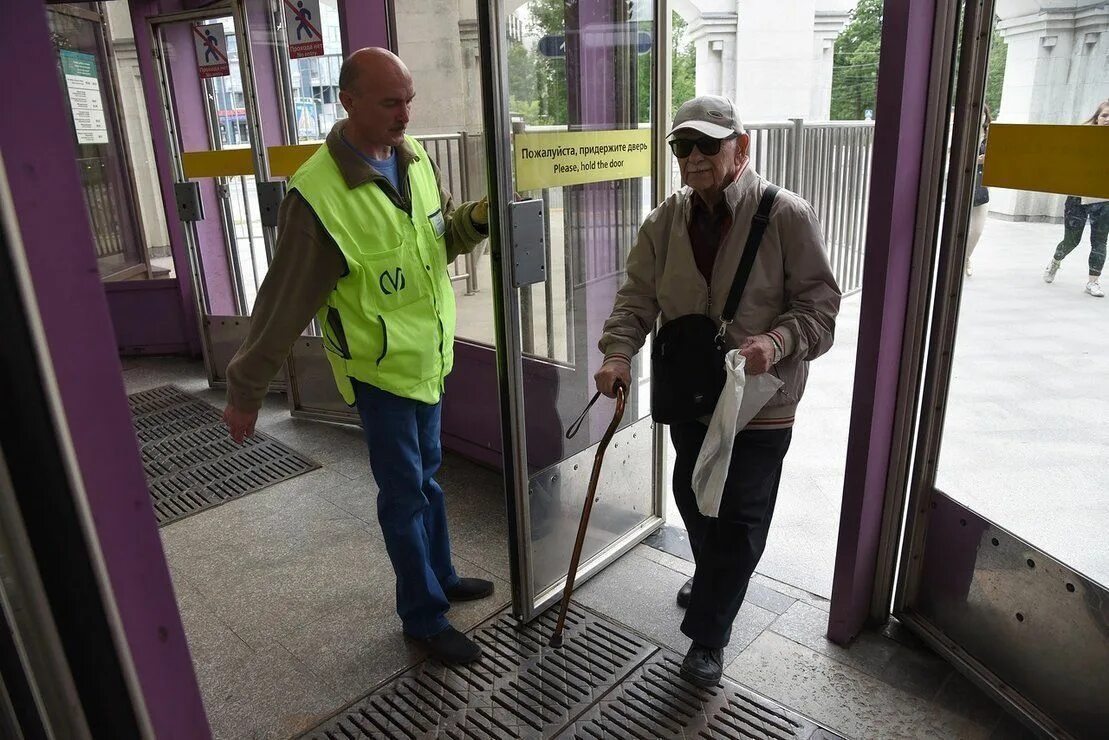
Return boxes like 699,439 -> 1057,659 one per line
514,129 -> 652,192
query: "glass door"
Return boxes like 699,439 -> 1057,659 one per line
150,2 -> 276,382
895,1 -> 1109,736
48,3 -> 150,281
478,0 -> 667,620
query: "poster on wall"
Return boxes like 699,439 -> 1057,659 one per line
60,50 -> 109,145
283,0 -> 324,59
193,23 -> 230,79
295,98 -> 320,140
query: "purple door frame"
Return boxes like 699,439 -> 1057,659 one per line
1,0 -> 392,733
1,0 -> 209,734
828,0 -> 939,645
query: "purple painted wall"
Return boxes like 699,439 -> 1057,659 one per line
106,280 -> 192,355
340,0 -> 393,53
828,0 -> 937,644
245,0 -> 290,146
1,0 -> 209,734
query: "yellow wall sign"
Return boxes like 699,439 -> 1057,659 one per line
514,129 -> 651,191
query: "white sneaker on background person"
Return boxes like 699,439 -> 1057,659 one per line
1043,260 -> 1060,283
1086,280 -> 1105,298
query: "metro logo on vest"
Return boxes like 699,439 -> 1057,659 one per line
379,267 -> 406,295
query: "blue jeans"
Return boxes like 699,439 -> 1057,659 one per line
353,380 -> 459,638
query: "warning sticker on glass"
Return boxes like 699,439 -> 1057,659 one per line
514,129 -> 652,191
193,23 -> 230,79
283,0 -> 325,59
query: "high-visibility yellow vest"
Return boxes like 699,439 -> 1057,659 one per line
289,136 -> 455,405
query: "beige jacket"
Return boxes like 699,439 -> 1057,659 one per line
599,166 -> 841,428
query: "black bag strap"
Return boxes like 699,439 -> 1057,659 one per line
566,391 -> 601,440
719,184 -> 780,331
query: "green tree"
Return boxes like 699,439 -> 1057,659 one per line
518,3 -> 695,126
830,0 -> 881,120
984,25 -> 1007,116
528,0 -> 569,125
509,39 -> 554,125
671,13 -> 696,115
830,2 -> 1008,121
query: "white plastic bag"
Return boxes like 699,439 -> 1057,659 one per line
692,350 -> 784,518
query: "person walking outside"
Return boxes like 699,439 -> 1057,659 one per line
1043,99 -> 1109,297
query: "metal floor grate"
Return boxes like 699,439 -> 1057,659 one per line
304,604 -> 840,740
304,604 -> 654,739
559,652 -> 836,740
129,385 -> 319,526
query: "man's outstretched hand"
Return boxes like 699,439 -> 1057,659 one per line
223,404 -> 258,444
471,196 -> 489,226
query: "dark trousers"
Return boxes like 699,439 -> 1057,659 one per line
1054,197 -> 1108,277
353,380 -> 459,638
671,423 -> 792,649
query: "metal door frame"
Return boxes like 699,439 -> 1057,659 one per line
476,0 -> 669,622
890,1 -> 1107,737
148,1 -> 277,387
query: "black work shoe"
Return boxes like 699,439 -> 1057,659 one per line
409,627 -> 483,665
445,577 -> 495,602
680,642 -> 723,688
676,578 -> 693,609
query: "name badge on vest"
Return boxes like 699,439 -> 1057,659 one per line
429,209 -> 446,239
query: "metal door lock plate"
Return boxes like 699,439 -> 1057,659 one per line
257,180 -> 286,229
510,198 -> 547,287
174,181 -> 204,222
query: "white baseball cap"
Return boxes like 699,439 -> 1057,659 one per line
669,95 -> 746,139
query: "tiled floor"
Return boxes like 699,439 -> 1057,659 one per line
122,357 -> 1030,739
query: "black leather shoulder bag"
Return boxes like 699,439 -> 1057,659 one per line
650,185 -> 779,424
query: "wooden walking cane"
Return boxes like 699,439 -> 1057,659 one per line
549,380 -> 627,648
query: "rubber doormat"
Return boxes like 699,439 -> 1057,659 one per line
128,385 -> 319,526
303,603 -> 841,740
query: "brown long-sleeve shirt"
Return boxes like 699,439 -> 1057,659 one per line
226,121 -> 487,412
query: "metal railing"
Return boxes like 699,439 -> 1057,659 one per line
78,157 -> 127,259
670,119 -> 875,295
794,122 -> 873,296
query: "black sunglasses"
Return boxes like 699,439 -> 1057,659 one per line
668,133 -> 738,158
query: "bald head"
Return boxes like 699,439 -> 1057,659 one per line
339,47 -> 411,95
338,48 -> 415,157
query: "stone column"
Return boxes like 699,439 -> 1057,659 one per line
812,8 -> 851,119
395,0 -> 466,135
457,17 -> 486,200
105,1 -> 171,260
687,12 -> 739,101
733,0 -> 817,119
